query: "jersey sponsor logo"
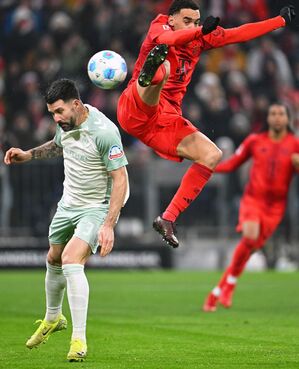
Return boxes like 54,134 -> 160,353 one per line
175,58 -> 191,82
108,145 -> 124,160
162,25 -> 170,30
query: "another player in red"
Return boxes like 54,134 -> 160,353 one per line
117,0 -> 296,248
203,103 -> 299,312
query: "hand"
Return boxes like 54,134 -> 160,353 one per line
280,5 -> 296,26
291,153 -> 299,169
202,15 -> 220,35
4,147 -> 32,165
98,224 -> 114,257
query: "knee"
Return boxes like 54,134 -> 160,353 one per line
61,250 -> 74,265
47,249 -> 62,265
201,146 -> 222,169
242,236 -> 264,252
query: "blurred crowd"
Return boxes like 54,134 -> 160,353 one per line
0,0 -> 298,244
1,0 -> 299,157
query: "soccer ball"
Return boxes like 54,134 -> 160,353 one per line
87,50 -> 127,90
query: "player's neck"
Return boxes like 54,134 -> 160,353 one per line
268,129 -> 287,141
77,105 -> 89,126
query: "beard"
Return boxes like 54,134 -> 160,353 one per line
58,117 -> 76,132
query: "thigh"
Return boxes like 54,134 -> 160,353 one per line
62,237 -> 91,265
48,206 -> 74,246
242,221 -> 260,240
117,84 -> 158,137
146,115 -> 198,162
176,130 -> 218,162
73,207 -> 108,254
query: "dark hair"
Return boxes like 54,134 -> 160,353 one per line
168,0 -> 199,15
260,101 -> 293,132
269,101 -> 291,120
45,78 -> 80,104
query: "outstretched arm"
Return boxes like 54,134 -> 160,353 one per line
203,16 -> 285,49
216,136 -> 253,173
98,166 -> 129,257
4,140 -> 63,165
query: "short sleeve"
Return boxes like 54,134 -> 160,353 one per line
95,125 -> 128,172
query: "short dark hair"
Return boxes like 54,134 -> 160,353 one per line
45,78 -> 80,104
168,0 -> 199,15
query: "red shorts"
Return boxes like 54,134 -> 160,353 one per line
237,195 -> 285,242
117,82 -> 198,162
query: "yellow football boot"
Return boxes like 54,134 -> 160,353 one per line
26,314 -> 67,349
67,339 -> 87,362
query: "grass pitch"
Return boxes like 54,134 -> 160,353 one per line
0,270 -> 298,369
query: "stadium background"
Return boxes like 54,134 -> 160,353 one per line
1,0 -> 299,269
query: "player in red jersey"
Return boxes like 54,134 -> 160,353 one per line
203,103 -> 299,312
117,0 -> 296,248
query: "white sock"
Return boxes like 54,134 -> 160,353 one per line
212,286 -> 221,297
45,262 -> 66,322
62,264 -> 89,342
227,274 -> 238,285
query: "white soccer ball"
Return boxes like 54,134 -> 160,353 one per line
87,50 -> 127,90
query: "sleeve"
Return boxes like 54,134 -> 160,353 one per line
54,125 -> 62,147
96,125 -> 128,172
202,16 -> 285,50
216,135 -> 254,173
149,18 -> 202,46
156,27 -> 202,46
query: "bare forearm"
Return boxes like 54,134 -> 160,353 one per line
30,140 -> 63,160
104,168 -> 128,227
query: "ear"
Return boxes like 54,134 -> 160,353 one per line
72,99 -> 80,109
168,15 -> 174,27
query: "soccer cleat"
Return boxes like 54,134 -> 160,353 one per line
219,283 -> 236,308
138,44 -> 168,87
26,314 -> 67,349
67,339 -> 87,362
153,215 -> 179,248
202,292 -> 219,312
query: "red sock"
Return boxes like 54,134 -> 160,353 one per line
162,163 -> 213,222
218,267 -> 232,289
229,237 -> 257,277
151,64 -> 166,85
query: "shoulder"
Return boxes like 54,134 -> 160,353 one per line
86,104 -> 119,134
244,133 -> 260,145
286,132 -> 299,148
151,14 -> 169,26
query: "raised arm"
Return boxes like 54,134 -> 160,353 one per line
203,16 -> 285,49
202,6 -> 295,49
4,140 -> 63,165
98,166 -> 129,257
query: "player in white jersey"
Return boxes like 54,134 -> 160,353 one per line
4,79 -> 129,362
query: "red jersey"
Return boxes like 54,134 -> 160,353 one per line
216,132 -> 299,205
128,15 -> 284,113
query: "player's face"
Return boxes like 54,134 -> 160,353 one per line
47,99 -> 78,131
267,105 -> 289,134
168,8 -> 201,30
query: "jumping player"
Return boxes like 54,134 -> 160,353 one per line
117,0 -> 296,248
203,103 -> 299,312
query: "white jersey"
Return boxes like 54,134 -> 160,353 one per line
54,104 -> 128,208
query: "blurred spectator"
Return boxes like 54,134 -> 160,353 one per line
247,37 -> 293,96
